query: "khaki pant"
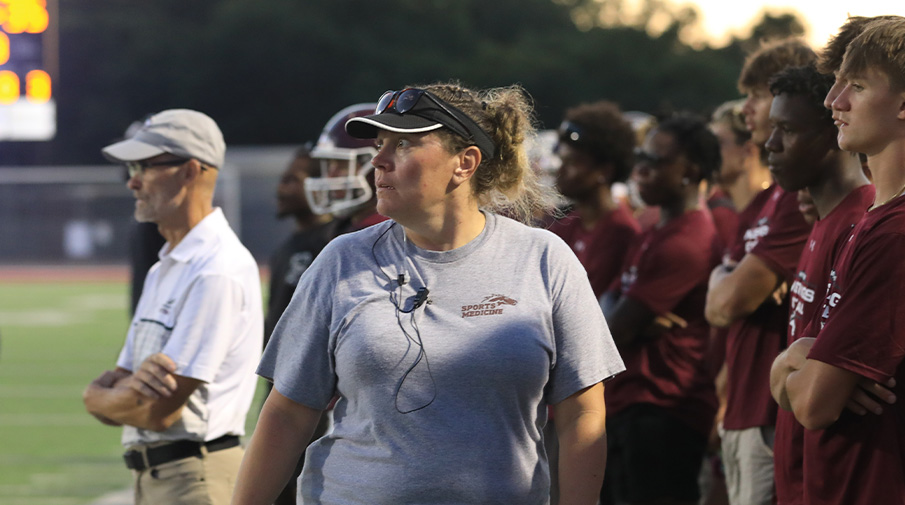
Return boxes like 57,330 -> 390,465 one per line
719,425 -> 774,505
131,445 -> 244,505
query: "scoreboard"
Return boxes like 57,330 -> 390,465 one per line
0,0 -> 55,140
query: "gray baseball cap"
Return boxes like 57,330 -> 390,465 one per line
102,109 -> 226,168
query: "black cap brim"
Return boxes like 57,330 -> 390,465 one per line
346,113 -> 445,139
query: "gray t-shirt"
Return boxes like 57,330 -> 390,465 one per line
259,212 -> 624,505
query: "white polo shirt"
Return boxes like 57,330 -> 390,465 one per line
117,208 -> 263,446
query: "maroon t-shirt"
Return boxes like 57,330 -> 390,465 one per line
708,189 -> 740,252
800,194 -> 905,505
549,204 -> 640,298
606,209 -> 720,435
704,192 -> 744,378
723,184 -> 812,430
774,185 -> 874,505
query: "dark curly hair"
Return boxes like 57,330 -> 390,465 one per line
656,115 -> 721,183
559,101 -> 636,183
769,64 -> 835,126
738,38 -> 816,92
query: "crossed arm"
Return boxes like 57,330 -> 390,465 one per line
770,338 -> 896,430
82,353 -> 201,432
705,255 -> 782,328
601,291 -> 657,349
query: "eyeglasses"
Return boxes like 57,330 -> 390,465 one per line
125,158 -> 189,178
377,88 -> 475,141
634,148 -> 680,168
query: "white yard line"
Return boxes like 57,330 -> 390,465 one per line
88,488 -> 132,505
0,414 -> 96,427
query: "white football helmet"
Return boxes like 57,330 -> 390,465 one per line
305,103 -> 378,216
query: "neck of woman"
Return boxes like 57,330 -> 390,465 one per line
402,204 -> 487,251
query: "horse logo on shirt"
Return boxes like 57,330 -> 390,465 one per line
461,294 -> 519,318
482,294 -> 518,306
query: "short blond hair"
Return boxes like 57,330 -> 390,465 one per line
738,38 -> 816,92
710,99 -> 750,145
840,18 -> 905,92
818,15 -> 904,75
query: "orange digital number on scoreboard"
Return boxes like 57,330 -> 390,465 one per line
0,69 -> 19,104
0,0 -> 50,34
26,68 -> 49,102
0,0 -> 56,140
0,32 -> 8,65
0,1 -> 52,101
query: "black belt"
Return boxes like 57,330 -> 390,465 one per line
123,435 -> 240,471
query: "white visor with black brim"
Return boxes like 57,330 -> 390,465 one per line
345,91 -> 496,160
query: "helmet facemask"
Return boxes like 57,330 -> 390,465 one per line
305,147 -> 376,217
303,103 -> 379,217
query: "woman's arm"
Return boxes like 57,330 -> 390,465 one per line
554,382 -> 607,505
231,388 -> 324,505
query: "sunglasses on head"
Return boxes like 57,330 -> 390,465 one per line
375,88 -> 496,159
377,88 -> 474,140
634,147 -> 682,168
558,120 -> 585,144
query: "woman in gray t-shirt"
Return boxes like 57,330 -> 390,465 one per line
233,83 -> 625,505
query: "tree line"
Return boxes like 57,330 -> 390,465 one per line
3,0 -> 805,165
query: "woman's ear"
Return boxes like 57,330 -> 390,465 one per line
452,145 -> 482,185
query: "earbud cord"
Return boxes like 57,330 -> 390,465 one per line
393,305 -> 436,414
370,222 -> 436,413
370,222 -> 398,286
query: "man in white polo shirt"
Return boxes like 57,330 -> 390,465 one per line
82,109 -> 263,505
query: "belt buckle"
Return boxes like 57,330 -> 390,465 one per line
123,450 -> 148,471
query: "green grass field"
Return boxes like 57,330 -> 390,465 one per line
0,280 -> 267,505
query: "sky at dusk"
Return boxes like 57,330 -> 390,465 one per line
686,0 -> 902,48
